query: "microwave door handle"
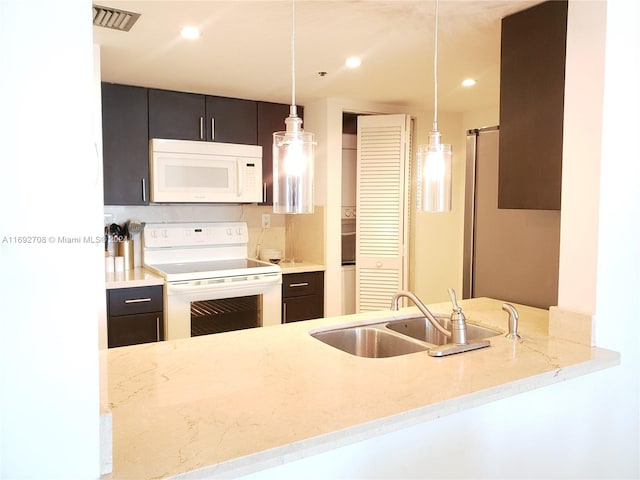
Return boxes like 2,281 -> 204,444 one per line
236,159 -> 243,196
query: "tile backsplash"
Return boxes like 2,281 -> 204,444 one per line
102,204 -> 328,269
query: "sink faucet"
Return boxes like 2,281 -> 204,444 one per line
390,290 -> 452,340
391,289 -> 491,357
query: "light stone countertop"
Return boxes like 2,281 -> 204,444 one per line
278,261 -> 325,274
105,263 -> 324,289
102,297 -> 619,480
105,267 -> 164,289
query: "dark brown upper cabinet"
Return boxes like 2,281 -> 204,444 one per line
148,88 -> 257,144
101,82 -> 150,205
205,96 -> 257,144
102,83 -> 295,205
498,0 -> 567,210
148,88 -> 206,141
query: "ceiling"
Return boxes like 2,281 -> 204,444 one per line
93,0 -> 541,113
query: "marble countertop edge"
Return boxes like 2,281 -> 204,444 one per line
168,347 -> 620,480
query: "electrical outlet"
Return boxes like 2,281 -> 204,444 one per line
261,213 -> 271,229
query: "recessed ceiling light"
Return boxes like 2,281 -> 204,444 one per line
462,78 -> 477,87
180,26 -> 200,40
345,57 -> 361,69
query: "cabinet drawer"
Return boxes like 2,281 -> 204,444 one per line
282,272 -> 323,298
108,285 -> 163,316
107,312 -> 163,348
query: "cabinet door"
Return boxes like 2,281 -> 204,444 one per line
101,83 -> 149,205
283,296 -> 323,323
257,102 -> 298,205
205,96 -> 257,144
107,312 -> 163,348
282,271 -> 324,323
498,0 -> 567,210
148,88 -> 206,141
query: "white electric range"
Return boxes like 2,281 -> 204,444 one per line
143,222 -> 282,340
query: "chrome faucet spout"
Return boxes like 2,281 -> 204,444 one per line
390,291 -> 451,338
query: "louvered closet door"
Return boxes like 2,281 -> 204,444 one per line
356,114 -> 412,312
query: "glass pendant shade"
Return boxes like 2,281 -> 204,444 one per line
417,133 -> 452,212
417,0 -> 451,213
273,113 -> 315,214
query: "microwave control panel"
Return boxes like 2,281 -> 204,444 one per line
242,161 -> 259,196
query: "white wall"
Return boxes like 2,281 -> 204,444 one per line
0,0 -> 102,478
242,1 -> 640,478
462,105 -> 499,132
412,110 -> 465,304
557,0 -> 607,316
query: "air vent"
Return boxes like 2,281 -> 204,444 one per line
93,4 -> 140,32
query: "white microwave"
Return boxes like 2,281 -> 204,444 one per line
149,138 -> 263,203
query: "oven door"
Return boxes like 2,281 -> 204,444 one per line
164,274 -> 282,340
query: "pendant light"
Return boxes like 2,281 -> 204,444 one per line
417,0 -> 452,213
273,0 -> 316,214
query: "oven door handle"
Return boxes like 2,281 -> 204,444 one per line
166,275 -> 281,295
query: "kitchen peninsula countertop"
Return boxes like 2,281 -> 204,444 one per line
102,298 -> 619,480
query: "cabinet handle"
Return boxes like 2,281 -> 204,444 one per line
124,298 -> 152,304
211,117 -> 215,140
283,302 -> 287,323
142,178 -> 147,202
263,182 -> 267,203
156,316 -> 160,342
289,282 -> 309,288
199,116 -> 204,140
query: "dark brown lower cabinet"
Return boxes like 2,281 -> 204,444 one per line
107,312 -> 162,348
282,271 -> 324,323
107,285 -> 164,348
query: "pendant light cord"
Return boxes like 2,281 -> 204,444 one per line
290,0 -> 297,115
432,0 -> 439,133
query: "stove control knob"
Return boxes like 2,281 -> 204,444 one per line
226,228 -> 233,236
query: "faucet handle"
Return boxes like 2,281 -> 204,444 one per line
448,287 -> 462,313
447,288 -> 468,345
502,303 -> 521,340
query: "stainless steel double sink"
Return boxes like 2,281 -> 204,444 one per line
310,314 -> 501,358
